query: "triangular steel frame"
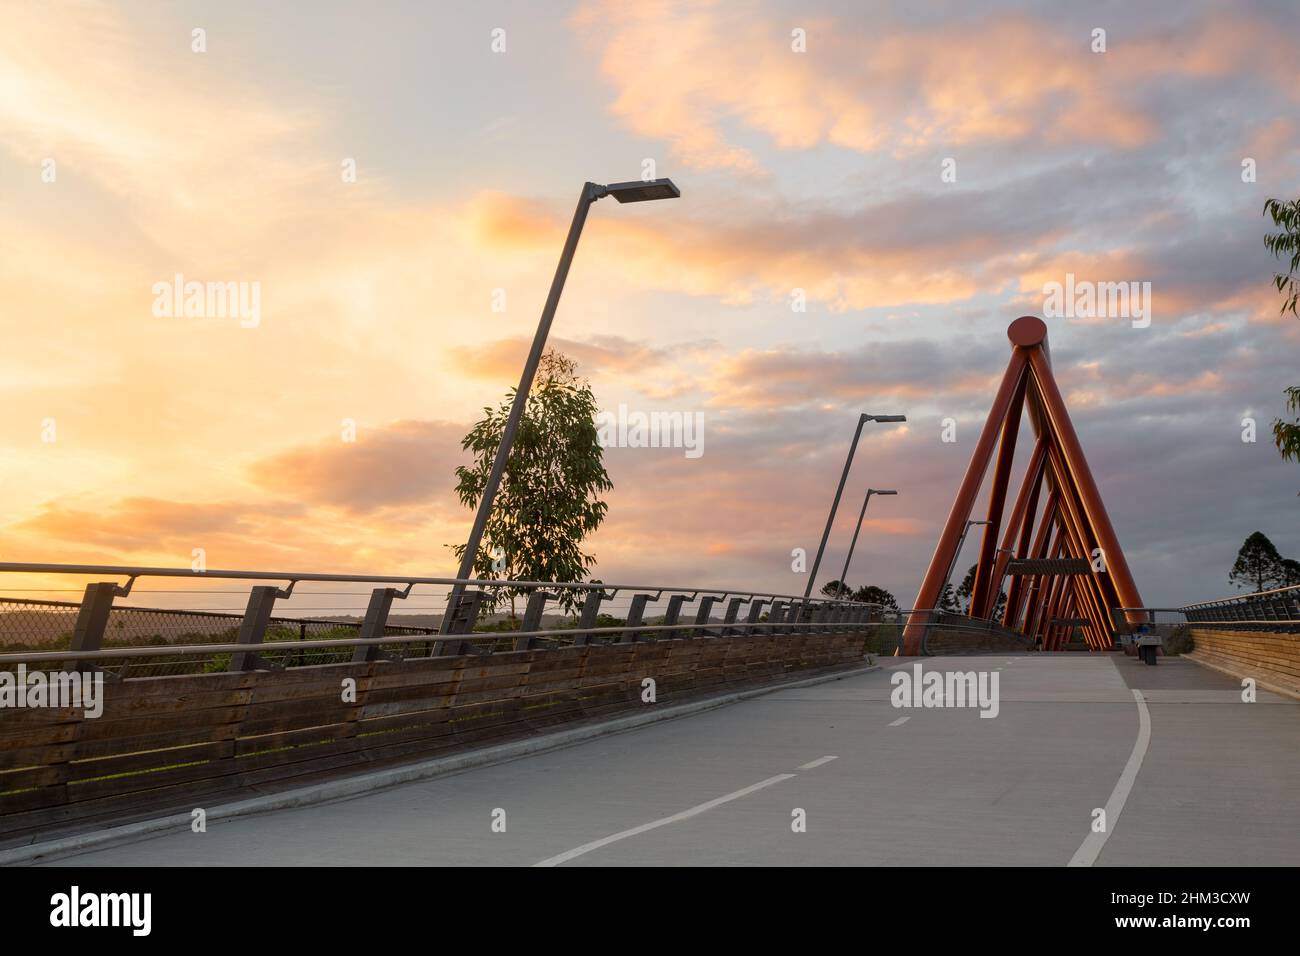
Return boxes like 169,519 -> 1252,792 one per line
902,316 -> 1144,654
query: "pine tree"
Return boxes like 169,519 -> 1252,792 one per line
1229,531 -> 1285,592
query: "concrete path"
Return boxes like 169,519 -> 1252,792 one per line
42,655 -> 1300,867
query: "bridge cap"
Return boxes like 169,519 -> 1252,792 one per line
1008,315 -> 1048,348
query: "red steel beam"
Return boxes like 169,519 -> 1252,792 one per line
1027,346 -> 1145,621
1012,491 -> 1059,631
970,369 -> 1029,618
903,345 -> 1030,654
1044,443 -> 1121,647
1052,489 -> 1112,649
995,440 -> 1048,624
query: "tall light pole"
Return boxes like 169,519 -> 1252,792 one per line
804,413 -> 906,599
834,488 -> 897,598
443,178 -> 680,632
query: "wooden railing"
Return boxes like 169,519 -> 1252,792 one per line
0,628 -> 869,848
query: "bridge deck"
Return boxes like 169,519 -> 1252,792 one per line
40,655 -> 1300,867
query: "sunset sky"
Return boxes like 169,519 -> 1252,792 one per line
1,0 -> 1297,612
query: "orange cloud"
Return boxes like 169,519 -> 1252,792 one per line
448,334 -> 715,382
571,4 -> 1298,172
247,420 -> 469,514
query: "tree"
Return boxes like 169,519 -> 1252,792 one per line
938,582 -> 960,613
953,562 -> 1006,618
852,585 -> 898,609
956,563 -> 977,613
1229,531 -> 1284,592
821,580 -> 851,599
452,350 -> 611,614
1281,559 -> 1300,588
1264,198 -> 1300,482
1274,388 -> 1300,475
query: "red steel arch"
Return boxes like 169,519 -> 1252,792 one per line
902,316 -> 1145,655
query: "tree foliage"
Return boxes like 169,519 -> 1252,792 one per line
954,563 -> 1006,619
821,581 -> 900,609
1264,198 -> 1300,318
1282,558 -> 1300,587
452,350 -> 611,613
1229,531 -> 1285,592
1264,198 -> 1300,482
853,585 -> 899,609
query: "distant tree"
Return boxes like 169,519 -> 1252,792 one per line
452,350 -> 611,614
1264,198 -> 1300,486
956,564 -> 977,612
1229,531 -> 1285,592
1281,558 -> 1300,588
821,580 -> 850,599
938,582 -> 960,613
852,585 -> 898,609
954,563 -> 1006,618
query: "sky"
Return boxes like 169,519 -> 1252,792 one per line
0,0 -> 1297,614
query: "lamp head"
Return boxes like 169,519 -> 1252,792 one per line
599,179 -> 680,203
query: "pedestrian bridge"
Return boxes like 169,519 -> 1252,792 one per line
1,315 -> 1295,865
0,562 -> 1296,865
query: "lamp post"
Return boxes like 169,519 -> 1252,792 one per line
834,489 -> 897,599
804,413 -> 906,599
442,179 -> 680,632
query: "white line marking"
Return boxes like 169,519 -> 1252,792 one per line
1068,688 -> 1151,867
888,716 -> 910,726
798,755 -> 838,770
532,773 -> 797,867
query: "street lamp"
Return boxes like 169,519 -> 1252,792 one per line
804,413 -> 907,599
834,489 -> 898,599
443,178 -> 680,632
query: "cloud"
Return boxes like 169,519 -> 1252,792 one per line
700,338 -> 1006,410
247,420 -> 469,514
572,3 -> 1296,172
448,334 -> 716,381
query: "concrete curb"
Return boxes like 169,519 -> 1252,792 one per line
1,660 -> 881,866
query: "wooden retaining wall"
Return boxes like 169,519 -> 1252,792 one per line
1185,627 -> 1300,698
0,631 -> 865,848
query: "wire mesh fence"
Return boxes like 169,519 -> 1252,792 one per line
0,566 -> 881,677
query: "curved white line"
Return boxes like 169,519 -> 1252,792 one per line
1068,688 -> 1151,867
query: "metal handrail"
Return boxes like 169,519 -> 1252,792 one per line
1181,582 -> 1300,610
0,561 -> 874,609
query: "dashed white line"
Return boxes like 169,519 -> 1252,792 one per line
532,773 -> 797,867
1068,688 -> 1151,867
798,755 -> 838,770
888,716 -> 910,726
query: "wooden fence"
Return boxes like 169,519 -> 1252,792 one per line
0,631 -> 866,848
